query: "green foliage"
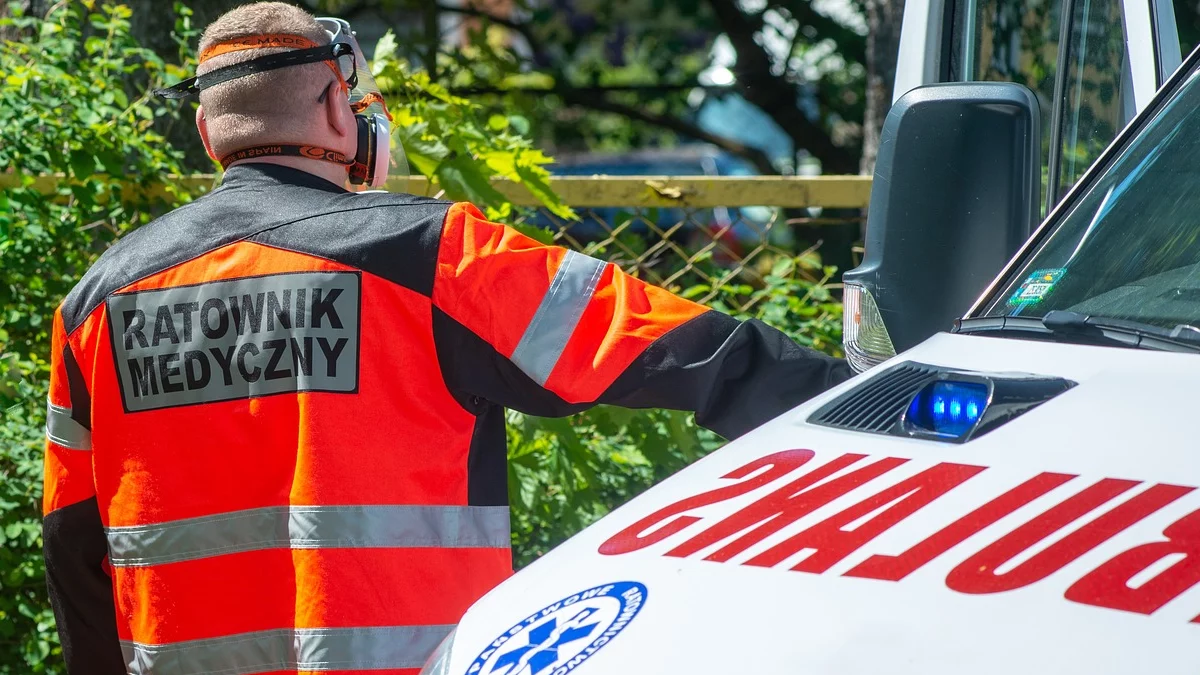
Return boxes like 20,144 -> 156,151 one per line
697,251 -> 844,355
0,369 -> 53,671
0,0 -> 196,363
509,252 -> 843,567
437,2 -> 710,154
0,2 -> 198,670
370,31 -> 575,222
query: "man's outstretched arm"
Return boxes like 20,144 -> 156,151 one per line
430,203 -> 854,439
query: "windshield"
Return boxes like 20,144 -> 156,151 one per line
977,64 -> 1200,332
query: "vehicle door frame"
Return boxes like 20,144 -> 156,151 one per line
894,0 -> 1180,99
891,0 -> 1182,200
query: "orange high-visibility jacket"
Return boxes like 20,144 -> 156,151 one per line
43,164 -> 851,675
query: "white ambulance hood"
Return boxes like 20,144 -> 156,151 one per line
449,332 -> 1200,675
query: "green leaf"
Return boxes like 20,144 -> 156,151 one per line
435,155 -> 509,207
481,150 -> 517,178
487,114 -> 509,131
508,115 -> 531,135
514,163 -> 575,220
771,256 -> 795,277
372,31 -> 399,70
395,128 -> 449,179
508,222 -> 555,245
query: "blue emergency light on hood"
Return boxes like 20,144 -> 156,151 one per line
808,361 -> 1077,443
905,380 -> 990,438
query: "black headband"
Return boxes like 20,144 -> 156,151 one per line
153,42 -> 356,99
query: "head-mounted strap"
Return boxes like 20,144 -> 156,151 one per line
218,144 -> 354,169
199,33 -> 320,62
153,41 -> 355,99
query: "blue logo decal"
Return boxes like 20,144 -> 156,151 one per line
466,581 -> 647,675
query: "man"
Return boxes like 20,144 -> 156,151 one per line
41,3 -> 852,673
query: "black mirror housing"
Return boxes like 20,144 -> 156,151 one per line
844,82 -> 1041,354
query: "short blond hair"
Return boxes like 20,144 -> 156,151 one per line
197,2 -> 335,157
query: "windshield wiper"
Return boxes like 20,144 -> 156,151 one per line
1041,311 -> 1200,352
955,310 -> 1200,353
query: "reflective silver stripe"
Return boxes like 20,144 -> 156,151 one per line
106,504 -> 510,567
121,624 -> 453,675
510,250 -> 607,385
45,401 -> 91,451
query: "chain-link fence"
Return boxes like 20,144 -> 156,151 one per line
501,176 -> 871,312
515,205 -> 794,308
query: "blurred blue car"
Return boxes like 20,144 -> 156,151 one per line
531,146 -> 778,250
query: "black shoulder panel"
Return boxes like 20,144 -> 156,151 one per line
61,164 -> 451,335
249,188 -> 448,297
61,196 -> 229,334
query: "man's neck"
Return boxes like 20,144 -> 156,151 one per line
224,156 -> 351,190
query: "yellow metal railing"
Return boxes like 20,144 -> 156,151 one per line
1,174 -> 872,208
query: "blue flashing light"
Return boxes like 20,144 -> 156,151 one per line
907,381 -> 990,438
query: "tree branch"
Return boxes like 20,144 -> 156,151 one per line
433,0 -> 826,176
706,0 -> 859,173
434,1 -> 545,55
451,83 -> 736,96
556,90 -> 778,175
424,3 -> 440,81
775,0 -> 867,61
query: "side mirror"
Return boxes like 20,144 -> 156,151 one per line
842,82 -> 1041,371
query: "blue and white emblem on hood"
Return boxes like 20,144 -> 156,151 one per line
466,581 -> 647,675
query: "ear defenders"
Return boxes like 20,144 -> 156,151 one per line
351,112 -> 390,188
319,16 -> 394,189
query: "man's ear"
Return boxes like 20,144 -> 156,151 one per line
196,106 -> 218,163
323,81 -> 356,155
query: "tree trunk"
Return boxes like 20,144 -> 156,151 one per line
424,2 -> 439,80
706,0 -> 862,175
0,0 -> 41,41
128,0 -> 248,59
124,0 -> 246,172
860,0 -> 906,175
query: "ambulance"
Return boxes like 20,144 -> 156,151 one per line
421,0 -> 1200,670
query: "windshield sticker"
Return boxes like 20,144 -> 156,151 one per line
1008,268 -> 1066,307
466,581 -> 647,675
598,449 -> 1200,625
